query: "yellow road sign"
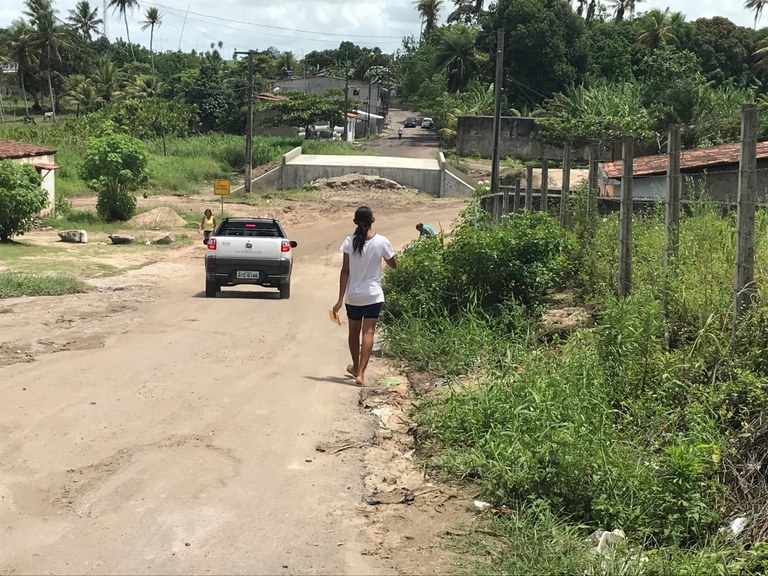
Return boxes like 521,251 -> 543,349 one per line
214,179 -> 231,196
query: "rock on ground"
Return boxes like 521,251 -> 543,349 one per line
128,207 -> 188,229
58,230 -> 88,243
540,307 -> 594,336
310,173 -> 406,191
153,233 -> 174,245
108,234 -> 135,245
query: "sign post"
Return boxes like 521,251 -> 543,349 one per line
214,179 -> 231,214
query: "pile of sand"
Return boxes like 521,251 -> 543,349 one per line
127,207 -> 188,229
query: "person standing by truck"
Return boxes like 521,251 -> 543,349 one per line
332,206 -> 397,387
199,209 -> 217,244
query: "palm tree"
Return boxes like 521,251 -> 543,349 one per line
95,55 -> 117,102
24,0 -> 69,122
585,0 -> 597,23
140,7 -> 161,71
610,0 -> 643,22
107,0 -> 139,61
63,74 -> 102,116
119,74 -> 162,99
67,1 -> 102,41
4,20 -> 38,117
636,8 -> 681,50
415,0 -> 443,38
435,25 -> 485,91
746,0 -> 768,28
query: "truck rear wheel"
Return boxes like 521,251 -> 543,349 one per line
205,280 -> 217,297
279,281 -> 291,300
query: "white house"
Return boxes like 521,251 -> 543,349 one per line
0,139 -> 58,215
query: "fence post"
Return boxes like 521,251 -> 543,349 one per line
493,192 -> 501,223
525,166 -> 533,211
513,177 -> 521,213
618,137 -> 634,298
541,159 -> 549,212
588,141 -> 599,227
502,183 -> 510,215
560,146 -> 571,227
663,125 -> 681,323
733,104 -> 758,338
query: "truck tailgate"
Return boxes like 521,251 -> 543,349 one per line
213,237 -> 284,260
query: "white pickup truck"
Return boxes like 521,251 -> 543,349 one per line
204,217 -> 297,299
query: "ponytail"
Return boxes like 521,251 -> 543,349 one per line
353,224 -> 367,255
351,205 -> 374,255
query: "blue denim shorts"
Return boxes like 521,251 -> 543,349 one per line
346,302 -> 383,320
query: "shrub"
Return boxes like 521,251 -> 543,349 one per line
80,133 -> 149,221
0,161 -> 46,242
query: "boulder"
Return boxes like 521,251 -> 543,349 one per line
58,230 -> 88,243
108,234 -> 135,245
540,307 -> 594,336
153,233 -> 174,245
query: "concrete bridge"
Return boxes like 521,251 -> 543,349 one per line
250,147 -> 474,197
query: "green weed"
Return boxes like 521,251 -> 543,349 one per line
0,271 -> 91,298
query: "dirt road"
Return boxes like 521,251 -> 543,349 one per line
0,200 -> 464,575
365,108 -> 441,160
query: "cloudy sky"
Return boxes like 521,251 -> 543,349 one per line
0,0 -> 760,57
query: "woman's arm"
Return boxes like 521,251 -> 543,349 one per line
385,255 -> 397,269
333,253 -> 350,313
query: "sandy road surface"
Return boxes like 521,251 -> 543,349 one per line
0,201 -> 464,575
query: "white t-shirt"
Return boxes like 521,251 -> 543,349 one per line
341,233 -> 395,306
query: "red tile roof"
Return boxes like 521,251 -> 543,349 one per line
0,139 -> 56,160
601,140 -> 768,179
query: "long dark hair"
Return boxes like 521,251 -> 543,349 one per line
352,206 -> 374,255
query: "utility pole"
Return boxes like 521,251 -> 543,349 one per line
490,30 -> 505,198
235,50 -> 255,192
366,78 -> 372,138
342,72 -> 350,142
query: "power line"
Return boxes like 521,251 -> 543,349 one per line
143,0 -> 406,39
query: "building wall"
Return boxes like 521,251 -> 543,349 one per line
602,159 -> 768,202
456,116 -> 613,162
272,77 -> 383,113
12,154 -> 55,216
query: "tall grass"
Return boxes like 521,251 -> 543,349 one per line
383,192 -> 768,573
0,271 -> 91,298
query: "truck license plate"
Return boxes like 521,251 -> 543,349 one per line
236,271 -> 259,279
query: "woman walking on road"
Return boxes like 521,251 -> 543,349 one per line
333,206 -> 397,387
199,208 -> 217,244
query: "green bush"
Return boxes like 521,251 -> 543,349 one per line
80,133 -> 149,221
0,161 -> 46,242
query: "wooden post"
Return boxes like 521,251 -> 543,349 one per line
525,166 -> 533,211
490,30 -> 505,198
618,137 -> 634,298
664,125 -> 682,268
513,177 -> 521,213
502,186 -> 510,216
663,125 -> 682,325
540,159 -> 549,212
493,193 -> 501,223
733,104 -> 758,335
560,146 -> 571,227
588,140 -> 599,225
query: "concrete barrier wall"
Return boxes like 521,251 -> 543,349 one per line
251,166 -> 282,192
281,164 -> 442,195
443,170 -> 475,198
282,147 -> 303,165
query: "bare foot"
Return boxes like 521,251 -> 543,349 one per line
346,365 -> 357,378
355,375 -> 365,387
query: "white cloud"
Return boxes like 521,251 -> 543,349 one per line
0,0 -> 761,56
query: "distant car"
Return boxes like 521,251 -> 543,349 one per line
404,117 -> 417,128
421,117 -> 434,129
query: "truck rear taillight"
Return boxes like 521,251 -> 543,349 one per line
207,238 -> 217,250
281,240 -> 291,253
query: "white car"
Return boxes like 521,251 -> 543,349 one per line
421,118 -> 434,129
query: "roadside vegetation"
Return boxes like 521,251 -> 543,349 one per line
382,189 -> 768,574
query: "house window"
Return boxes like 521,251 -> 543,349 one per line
352,88 -> 360,96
